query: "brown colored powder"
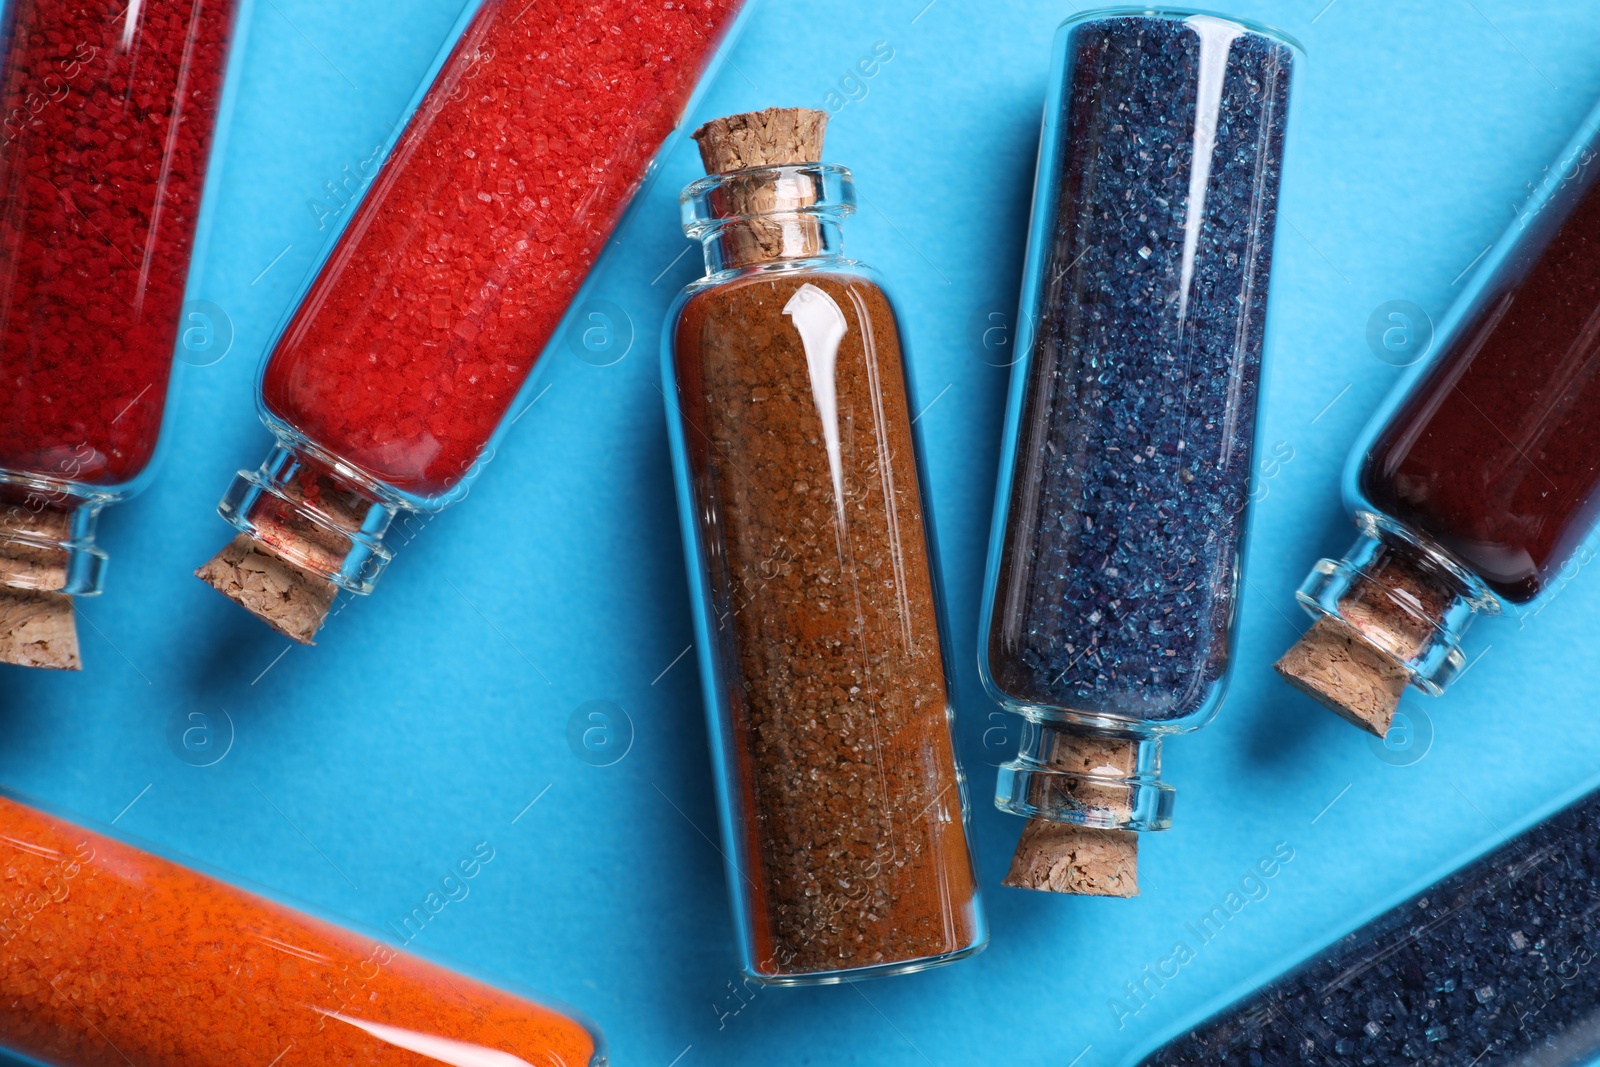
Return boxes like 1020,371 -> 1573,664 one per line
674,272 -> 980,978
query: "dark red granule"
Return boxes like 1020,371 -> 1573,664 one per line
0,0 -> 235,486
261,0 -> 743,498
1363,161 -> 1600,604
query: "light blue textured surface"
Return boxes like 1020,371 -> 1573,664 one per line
4,2 -> 1600,1065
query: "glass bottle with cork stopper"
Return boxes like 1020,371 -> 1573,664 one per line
662,107 -> 985,984
1277,94 -> 1600,736
0,788 -> 604,1066
193,0 -> 747,644
1131,786 -> 1600,1066
978,11 -> 1298,897
0,0 -> 240,670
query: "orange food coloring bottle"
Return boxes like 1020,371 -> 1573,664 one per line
0,794 -> 602,1066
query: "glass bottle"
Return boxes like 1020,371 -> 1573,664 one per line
1130,783 -> 1600,1067
1277,94 -> 1600,736
197,0 -> 749,643
662,108 -> 985,985
0,789 -> 604,1066
978,10 -> 1298,895
0,0 -> 241,669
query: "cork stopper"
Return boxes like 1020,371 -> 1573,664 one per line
690,107 -> 833,269
0,589 -> 79,670
1005,821 -> 1139,897
0,506 -> 80,670
1002,734 -> 1142,896
196,534 -> 336,645
1276,616 -> 1410,737
692,107 -> 828,173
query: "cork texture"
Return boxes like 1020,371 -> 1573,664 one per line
0,588 -> 79,670
1006,734 -> 1142,895
196,534 -> 336,645
1,504 -> 71,542
0,506 -> 80,669
1049,735 -> 1138,818
693,107 -> 831,267
1339,547 -> 1445,660
1042,734 -> 1139,777
1276,616 -> 1410,737
1004,820 -> 1138,897
693,107 -> 828,173
0,505 -> 71,592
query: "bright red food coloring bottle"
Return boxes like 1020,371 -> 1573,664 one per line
0,0 -> 238,670
198,0 -> 746,644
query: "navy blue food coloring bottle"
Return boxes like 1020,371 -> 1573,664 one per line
979,9 -> 1298,895
1133,782 -> 1600,1065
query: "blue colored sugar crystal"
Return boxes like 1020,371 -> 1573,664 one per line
1138,786 -> 1600,1065
987,15 -> 1293,723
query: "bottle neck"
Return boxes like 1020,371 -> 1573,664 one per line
1294,514 -> 1499,694
698,214 -> 846,275
995,722 -> 1174,832
0,479 -> 108,596
218,442 -> 399,595
682,162 -> 856,278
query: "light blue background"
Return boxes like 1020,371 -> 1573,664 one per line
4,1 -> 1600,1064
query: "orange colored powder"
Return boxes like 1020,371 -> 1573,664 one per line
0,795 -> 598,1066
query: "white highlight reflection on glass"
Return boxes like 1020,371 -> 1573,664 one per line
120,0 -> 144,51
783,283 -> 850,525
322,1010 -> 544,1067
1176,15 -> 1244,325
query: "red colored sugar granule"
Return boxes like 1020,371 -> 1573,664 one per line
0,794 -> 600,1066
260,0 -> 742,498
0,0 -> 235,487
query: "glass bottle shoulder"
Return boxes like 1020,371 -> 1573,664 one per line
676,258 -> 887,305
668,259 -> 900,366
